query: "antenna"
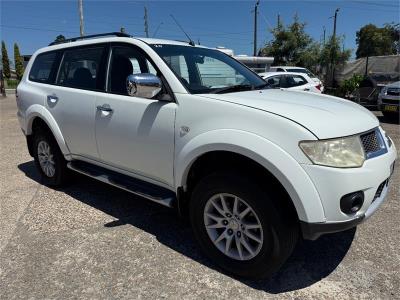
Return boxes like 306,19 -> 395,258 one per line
170,14 -> 195,46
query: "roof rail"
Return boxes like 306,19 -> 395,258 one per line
49,32 -> 131,46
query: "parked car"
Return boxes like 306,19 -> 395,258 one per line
378,81 -> 400,121
17,32 -> 397,279
268,66 -> 324,92
259,72 -> 322,93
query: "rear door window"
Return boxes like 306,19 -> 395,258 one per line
265,75 -> 282,88
56,46 -> 107,91
285,75 -> 307,87
29,52 -> 59,83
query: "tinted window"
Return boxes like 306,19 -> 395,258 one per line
57,47 -> 106,90
108,45 -> 159,95
265,76 -> 281,88
29,52 -> 57,83
286,75 -> 307,87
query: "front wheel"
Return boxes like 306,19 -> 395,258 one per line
190,172 -> 298,279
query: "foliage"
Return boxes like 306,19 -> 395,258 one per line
6,79 -> 19,89
54,35 -> 66,43
14,43 -> 24,81
321,35 -> 352,69
338,73 -> 365,98
356,23 -> 399,58
1,41 -> 11,79
260,14 -> 313,66
260,14 -> 351,80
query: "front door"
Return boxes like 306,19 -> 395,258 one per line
95,44 -> 176,187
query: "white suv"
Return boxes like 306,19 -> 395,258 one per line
17,33 -> 396,279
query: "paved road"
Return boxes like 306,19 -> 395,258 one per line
1,95 -> 399,299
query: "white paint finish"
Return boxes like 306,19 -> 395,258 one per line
197,89 -> 379,139
42,85 -> 100,160
301,141 -> 397,222
95,93 -> 176,187
17,36 -> 397,227
260,72 -> 322,93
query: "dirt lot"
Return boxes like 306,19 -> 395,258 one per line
1,95 -> 399,299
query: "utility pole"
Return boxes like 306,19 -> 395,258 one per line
331,8 -> 339,87
144,6 -> 149,38
253,0 -> 260,56
277,13 -> 281,28
78,0 -> 84,37
323,26 -> 326,45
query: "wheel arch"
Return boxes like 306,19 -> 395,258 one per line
25,104 -> 70,156
175,130 -> 325,223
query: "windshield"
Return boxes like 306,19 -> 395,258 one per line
287,68 -> 315,78
150,44 -> 266,94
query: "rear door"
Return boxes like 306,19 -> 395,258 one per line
48,45 -> 108,159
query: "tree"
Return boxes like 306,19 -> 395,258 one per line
355,24 -> 397,58
385,22 -> 400,54
54,34 -> 66,43
14,43 -> 24,81
1,41 -> 11,79
260,14 -> 313,66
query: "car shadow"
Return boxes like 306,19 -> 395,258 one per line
18,161 -> 355,294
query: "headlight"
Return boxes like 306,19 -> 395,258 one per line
299,135 -> 365,168
380,87 -> 388,96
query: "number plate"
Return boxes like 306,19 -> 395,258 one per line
384,105 -> 398,112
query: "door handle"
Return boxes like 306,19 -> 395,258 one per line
304,88 -> 310,91
47,95 -> 58,104
96,104 -> 113,112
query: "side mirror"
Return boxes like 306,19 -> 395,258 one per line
126,73 -> 162,99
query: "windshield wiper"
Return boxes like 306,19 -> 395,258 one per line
212,84 -> 254,94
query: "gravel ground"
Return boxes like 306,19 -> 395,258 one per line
1,95 -> 399,299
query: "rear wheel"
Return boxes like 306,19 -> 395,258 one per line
33,129 -> 69,186
190,172 -> 298,279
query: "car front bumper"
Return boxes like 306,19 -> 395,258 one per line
299,130 -> 397,240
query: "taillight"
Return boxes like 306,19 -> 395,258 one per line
315,84 -> 321,91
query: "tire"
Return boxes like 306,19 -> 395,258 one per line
189,172 -> 298,279
33,128 -> 69,186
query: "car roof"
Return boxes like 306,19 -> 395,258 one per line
37,36 -> 208,54
259,71 -> 311,78
270,66 -> 306,70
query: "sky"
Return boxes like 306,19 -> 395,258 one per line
1,0 -> 399,62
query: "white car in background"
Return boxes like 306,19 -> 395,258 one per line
259,71 -> 322,93
268,66 -> 324,92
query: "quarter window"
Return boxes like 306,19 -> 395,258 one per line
57,47 -> 106,90
29,52 -> 58,83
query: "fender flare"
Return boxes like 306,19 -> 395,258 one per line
25,104 -> 70,155
175,129 -> 326,223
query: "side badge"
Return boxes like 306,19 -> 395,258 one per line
180,126 -> 190,137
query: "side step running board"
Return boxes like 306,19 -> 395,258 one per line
67,160 -> 176,208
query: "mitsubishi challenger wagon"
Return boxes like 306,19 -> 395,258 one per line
17,32 -> 397,279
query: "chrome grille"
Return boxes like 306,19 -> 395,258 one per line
360,129 -> 387,159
